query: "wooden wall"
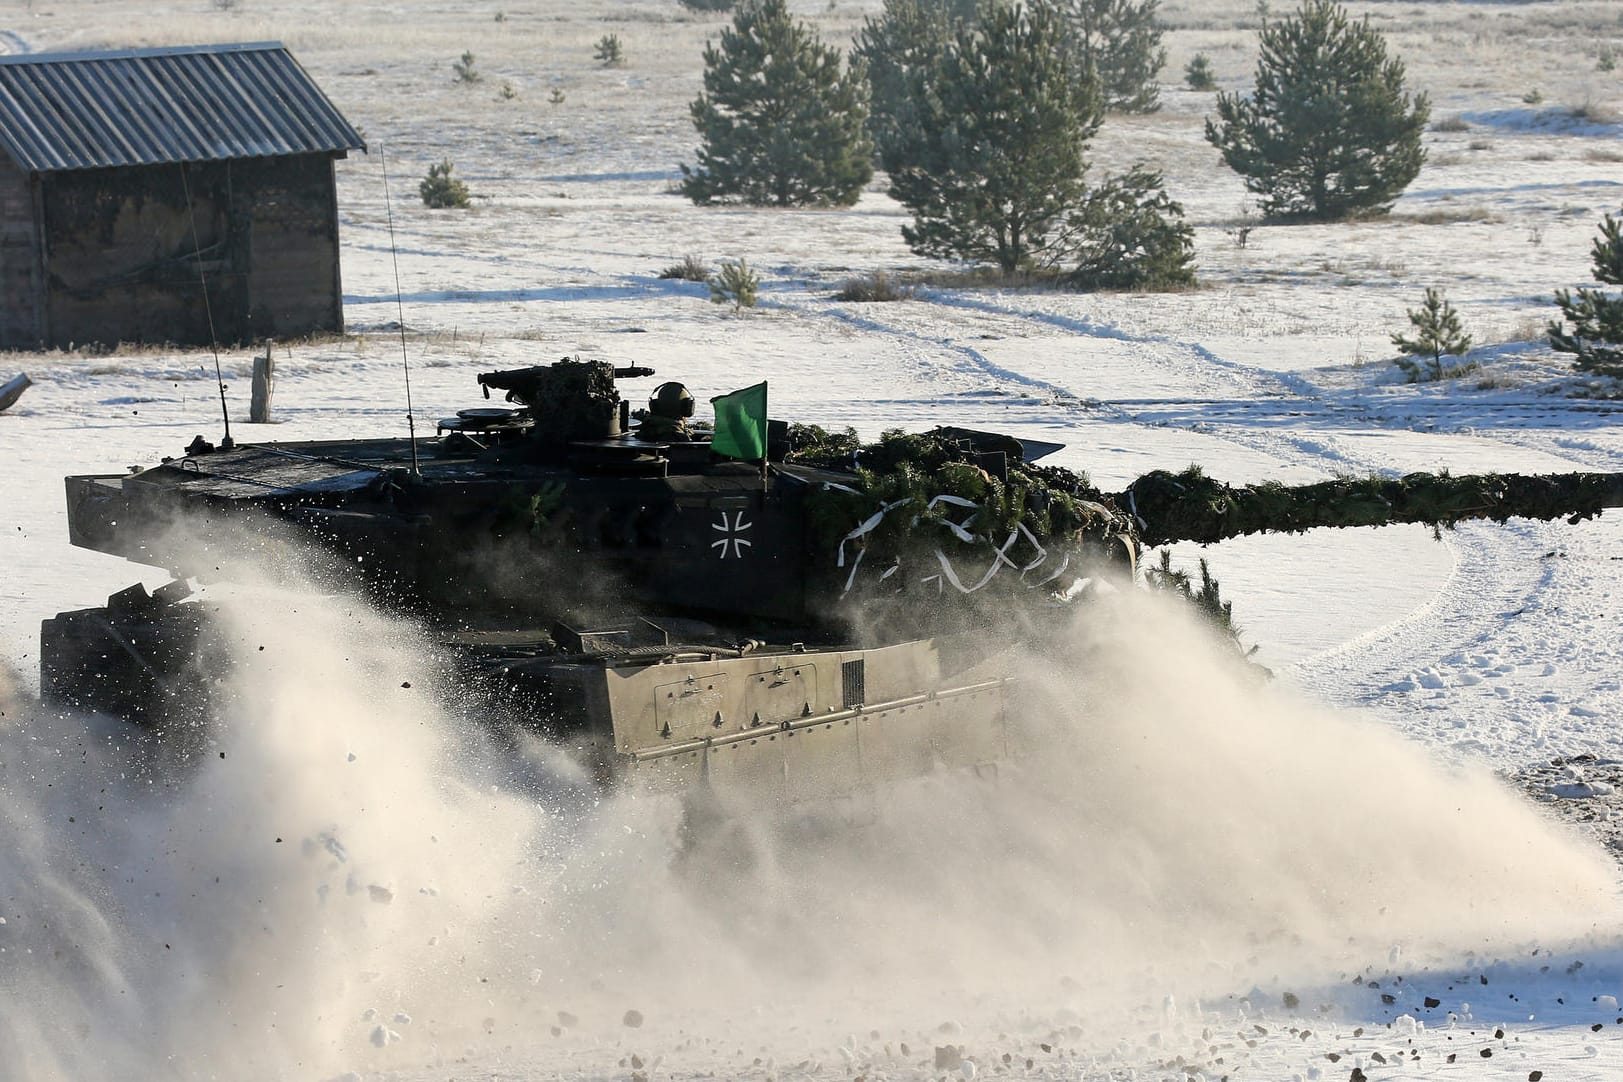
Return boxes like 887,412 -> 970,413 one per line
25,153 -> 343,350
245,155 -> 345,340
0,160 -> 41,350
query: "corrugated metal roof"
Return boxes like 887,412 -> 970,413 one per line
0,42 -> 366,173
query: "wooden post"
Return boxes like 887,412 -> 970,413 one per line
249,340 -> 275,423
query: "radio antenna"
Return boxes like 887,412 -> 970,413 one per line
379,144 -> 421,476
180,163 -> 233,450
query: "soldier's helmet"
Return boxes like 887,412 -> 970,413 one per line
650,381 -> 695,419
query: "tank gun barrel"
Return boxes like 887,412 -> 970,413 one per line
1121,468 -> 1623,547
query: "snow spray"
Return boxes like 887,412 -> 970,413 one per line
1,569 -> 1618,1080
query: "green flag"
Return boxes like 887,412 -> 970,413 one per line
710,381 -> 768,461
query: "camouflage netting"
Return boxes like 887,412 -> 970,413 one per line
795,429 -> 1136,610
1124,467 -> 1623,547
791,429 -> 1623,611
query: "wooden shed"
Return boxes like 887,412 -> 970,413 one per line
0,42 -> 366,351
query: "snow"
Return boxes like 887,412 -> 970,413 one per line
3,1 -> 1623,1080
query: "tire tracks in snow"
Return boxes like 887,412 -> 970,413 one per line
1294,517 -> 1623,767
784,284 -> 1622,775
784,288 -> 1299,431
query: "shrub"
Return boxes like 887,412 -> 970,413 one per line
548,87 -> 566,105
835,270 -> 914,302
1185,52 -> 1216,91
419,159 -> 472,208
1391,287 -> 1473,381
1569,98 -> 1621,126
708,258 -> 759,310
659,254 -> 711,281
1061,167 -> 1196,290
452,50 -> 480,83
595,33 -> 624,66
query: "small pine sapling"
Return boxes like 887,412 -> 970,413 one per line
1184,52 -> 1216,91
708,258 -> 759,311
1550,211 -> 1623,378
419,159 -> 472,208
548,87 -> 566,105
1391,287 -> 1473,381
452,50 -> 480,83
594,33 -> 624,66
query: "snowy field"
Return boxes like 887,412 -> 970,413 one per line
4,1 -> 1623,1079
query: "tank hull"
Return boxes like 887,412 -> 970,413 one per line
39,582 -> 1023,802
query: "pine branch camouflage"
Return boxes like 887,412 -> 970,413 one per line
680,0 -> 872,207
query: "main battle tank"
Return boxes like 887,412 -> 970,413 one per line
38,358 -> 1623,797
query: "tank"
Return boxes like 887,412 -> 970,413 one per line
37,358 -> 1623,797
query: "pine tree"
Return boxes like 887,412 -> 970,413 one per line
680,0 -> 873,207
419,159 -> 471,208
708,258 -> 760,310
1060,166 -> 1196,290
1204,0 -> 1429,221
1549,211 -> 1623,378
889,2 -> 1102,272
1391,287 -> 1472,381
1052,0 -> 1167,114
1184,52 -> 1216,91
594,33 -> 624,67
852,0 -> 978,175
